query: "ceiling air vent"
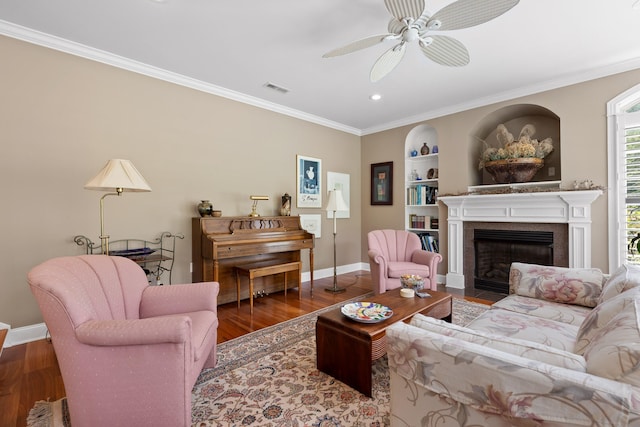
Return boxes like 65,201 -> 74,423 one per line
263,82 -> 289,94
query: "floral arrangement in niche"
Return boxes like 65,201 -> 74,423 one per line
478,124 -> 554,170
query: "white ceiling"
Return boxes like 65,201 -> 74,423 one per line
2,0 -> 640,135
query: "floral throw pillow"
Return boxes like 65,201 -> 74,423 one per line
581,298 -> 640,386
510,262 -> 604,308
575,286 -> 640,354
598,264 -> 640,304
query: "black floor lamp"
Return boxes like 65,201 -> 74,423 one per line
325,189 -> 348,293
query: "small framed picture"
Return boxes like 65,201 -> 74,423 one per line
299,214 -> 321,238
297,155 -> 322,208
371,161 -> 393,205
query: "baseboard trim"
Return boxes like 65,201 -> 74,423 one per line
4,323 -> 48,348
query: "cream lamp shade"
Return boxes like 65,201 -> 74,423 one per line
85,159 -> 152,192
325,189 -> 348,213
84,159 -> 151,255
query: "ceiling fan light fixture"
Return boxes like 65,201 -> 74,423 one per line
370,94 -> 382,101
324,0 -> 519,81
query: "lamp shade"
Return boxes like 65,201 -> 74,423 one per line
84,159 -> 151,192
325,189 -> 348,212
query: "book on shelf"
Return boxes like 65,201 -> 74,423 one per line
413,231 -> 439,253
408,214 -> 430,229
406,185 -> 438,205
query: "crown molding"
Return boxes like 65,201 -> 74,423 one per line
0,20 -> 362,136
362,57 -> 640,135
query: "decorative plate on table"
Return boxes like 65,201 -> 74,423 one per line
341,302 -> 393,323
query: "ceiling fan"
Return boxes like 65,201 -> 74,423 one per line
322,0 -> 519,82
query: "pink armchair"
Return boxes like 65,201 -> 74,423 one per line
367,229 -> 442,294
27,255 -> 219,427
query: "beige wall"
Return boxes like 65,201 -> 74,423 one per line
5,31 -> 640,330
1,35 -> 361,328
361,68 -> 640,276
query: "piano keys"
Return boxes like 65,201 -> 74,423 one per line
192,216 -> 314,305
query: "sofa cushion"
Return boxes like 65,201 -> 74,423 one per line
466,307 -> 579,351
575,287 -> 640,354
581,298 -> 640,387
510,262 -> 604,308
492,294 -> 591,326
598,264 -> 640,304
410,313 -> 587,371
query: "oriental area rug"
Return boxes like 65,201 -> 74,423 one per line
27,297 -> 489,427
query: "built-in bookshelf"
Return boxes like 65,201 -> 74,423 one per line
404,124 -> 439,252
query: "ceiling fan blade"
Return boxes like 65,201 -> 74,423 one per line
430,0 -> 519,31
322,34 -> 390,58
370,43 -> 407,82
420,35 -> 469,66
384,0 -> 425,21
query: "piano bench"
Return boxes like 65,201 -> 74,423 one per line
234,260 -> 302,314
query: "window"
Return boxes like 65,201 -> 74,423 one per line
624,109 -> 640,263
608,88 -> 640,268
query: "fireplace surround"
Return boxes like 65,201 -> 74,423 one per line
439,190 -> 602,289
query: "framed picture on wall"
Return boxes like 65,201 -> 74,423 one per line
371,161 -> 393,205
327,171 -> 350,219
299,214 -> 321,238
297,155 -> 322,208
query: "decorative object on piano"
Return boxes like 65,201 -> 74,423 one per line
197,200 -> 214,217
324,189 -> 349,293
280,193 -> 292,216
479,123 -> 553,184
371,161 -> 393,205
84,159 -> 151,255
212,210 -> 222,217
249,195 -> 269,217
327,172 -> 351,219
299,214 -> 321,238
296,155 -> 322,208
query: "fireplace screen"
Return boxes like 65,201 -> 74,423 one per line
474,229 -> 553,293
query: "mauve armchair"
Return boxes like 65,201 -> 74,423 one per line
367,229 -> 442,294
27,255 -> 219,427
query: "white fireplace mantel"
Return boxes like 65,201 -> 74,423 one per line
439,190 -> 602,289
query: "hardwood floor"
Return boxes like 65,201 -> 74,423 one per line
0,271 -> 492,427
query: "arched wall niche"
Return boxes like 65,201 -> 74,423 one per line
405,123 -> 438,154
469,104 -> 561,186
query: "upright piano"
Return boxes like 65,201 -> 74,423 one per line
192,216 -> 314,305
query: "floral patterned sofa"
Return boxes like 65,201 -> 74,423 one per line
386,262 -> 640,426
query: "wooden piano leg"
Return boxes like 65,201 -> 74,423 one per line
309,248 -> 314,296
284,271 -> 287,299
235,269 -> 241,310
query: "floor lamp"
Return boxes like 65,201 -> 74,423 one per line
84,159 -> 152,255
325,189 -> 348,293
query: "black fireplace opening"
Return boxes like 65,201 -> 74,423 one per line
474,229 -> 554,293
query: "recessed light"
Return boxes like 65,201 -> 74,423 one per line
370,94 -> 382,101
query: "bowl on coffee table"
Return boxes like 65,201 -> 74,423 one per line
400,274 -> 424,291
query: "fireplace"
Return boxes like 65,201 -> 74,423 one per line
440,190 -> 602,290
472,228 -> 555,293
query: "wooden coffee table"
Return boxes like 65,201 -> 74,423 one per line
316,288 -> 452,397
